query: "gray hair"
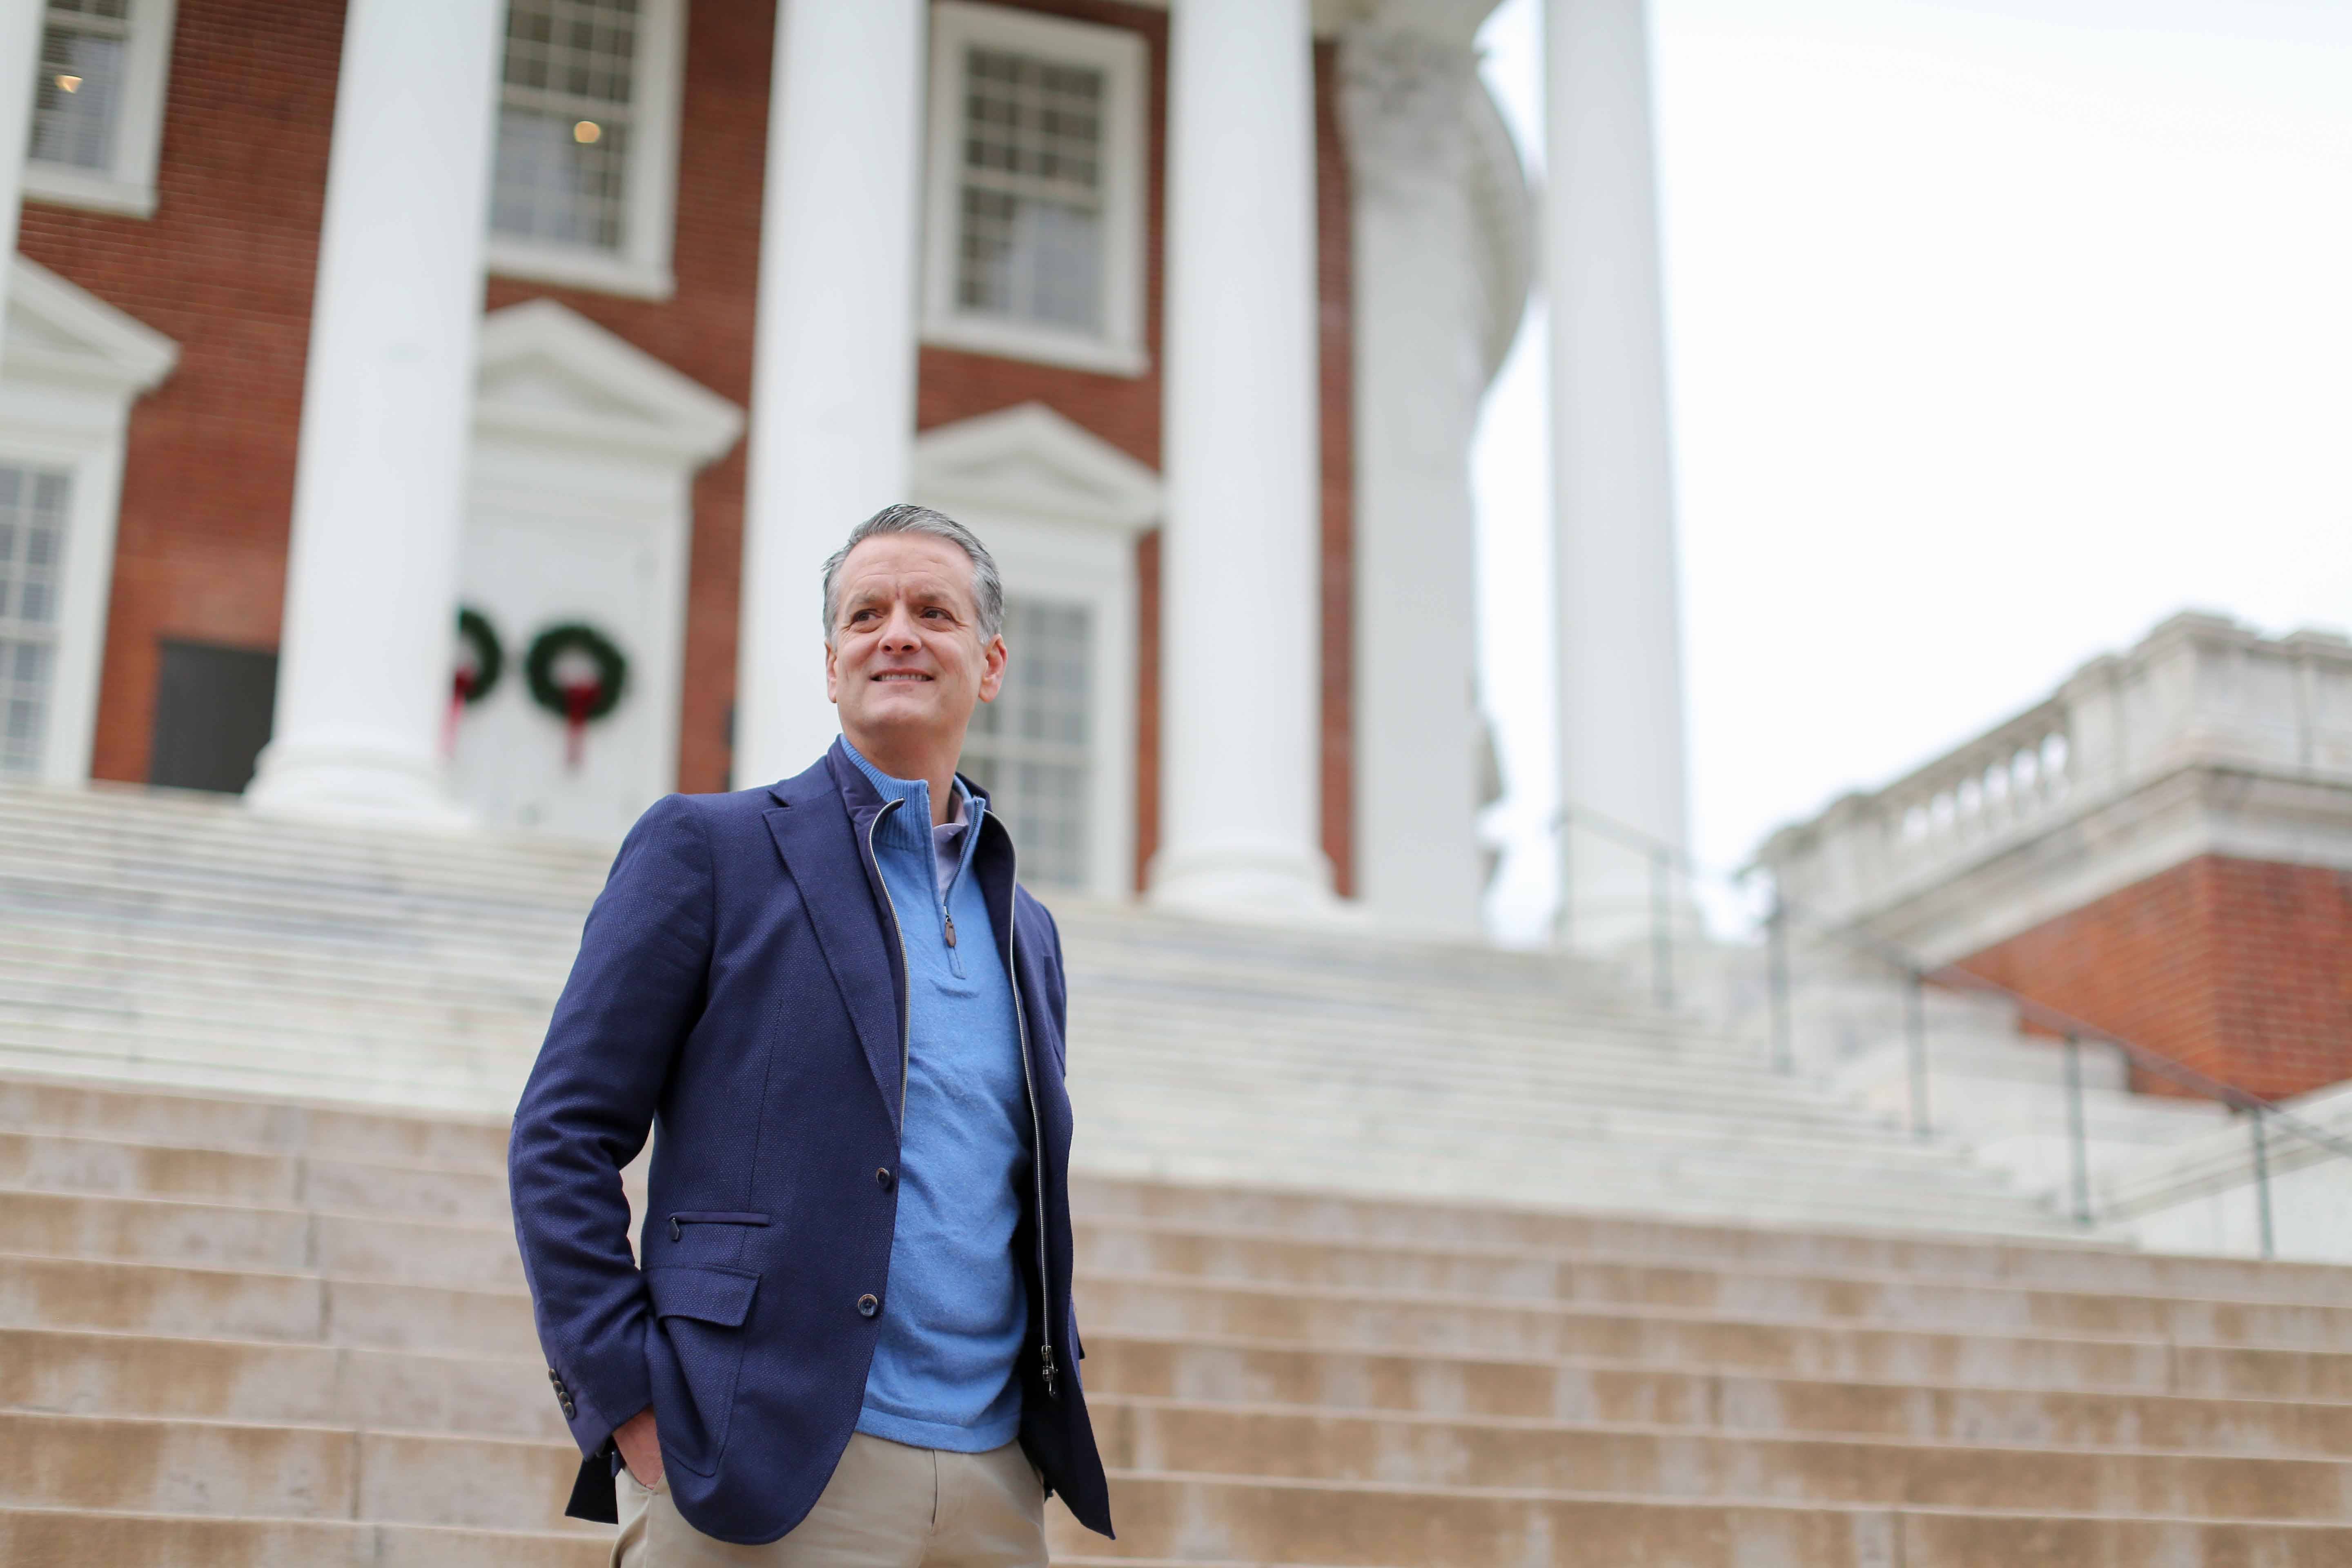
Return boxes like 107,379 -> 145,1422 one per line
820,503 -> 1004,646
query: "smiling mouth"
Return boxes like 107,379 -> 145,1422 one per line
871,671 -> 933,682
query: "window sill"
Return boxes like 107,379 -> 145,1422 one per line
24,165 -> 157,220
922,314 -> 1150,379
488,239 -> 675,303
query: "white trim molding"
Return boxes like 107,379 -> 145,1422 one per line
0,256 -> 178,783
24,0 -> 178,219
485,0 -> 686,301
921,2 -> 1149,377
913,402 -> 1161,900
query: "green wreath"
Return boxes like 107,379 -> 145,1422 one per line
454,606 -> 503,705
525,621 -> 630,723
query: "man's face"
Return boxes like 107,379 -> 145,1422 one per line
825,533 -> 1007,749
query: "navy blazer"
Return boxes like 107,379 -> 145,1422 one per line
508,741 -> 1111,1544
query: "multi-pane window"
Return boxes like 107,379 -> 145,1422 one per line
0,468 -> 72,777
494,0 -> 640,252
31,0 -> 131,173
963,600 -> 1092,888
957,49 -> 1107,334
924,4 -> 1145,374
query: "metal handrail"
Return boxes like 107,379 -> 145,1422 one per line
1550,798 -> 2349,1256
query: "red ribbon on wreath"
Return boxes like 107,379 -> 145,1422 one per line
524,623 -> 629,773
445,608 -> 503,757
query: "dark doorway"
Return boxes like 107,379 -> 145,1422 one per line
149,639 -> 277,794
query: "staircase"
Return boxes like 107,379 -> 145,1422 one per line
6,780 -> 2352,1562
4,1073 -> 2352,1564
0,780 -> 2076,1238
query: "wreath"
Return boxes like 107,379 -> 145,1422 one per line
526,622 -> 630,769
454,607 -> 504,705
443,606 -> 505,756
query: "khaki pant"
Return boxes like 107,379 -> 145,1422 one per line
612,1433 -> 1048,1568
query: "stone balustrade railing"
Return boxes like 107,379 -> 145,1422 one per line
1755,611 -> 2352,944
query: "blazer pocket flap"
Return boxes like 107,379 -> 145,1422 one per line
647,1265 -> 760,1327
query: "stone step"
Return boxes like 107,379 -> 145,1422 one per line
13,1320 -> 2350,1461
0,1253 -> 539,1357
1071,1272 -> 2352,1401
0,1133 -> 517,1218
0,1073 -> 513,1168
1087,1397 -> 2352,1520
0,1073 -> 2323,1303
0,1505 -> 604,1566
8,1184 -> 2345,1354
0,1327 -> 569,1440
0,1189 -> 528,1291
0,1025 -> 532,1117
13,1397 -> 2349,1537
1073,1218 -> 2352,1350
1055,1473 -> 2352,1567
1074,1079 -> 2031,1177
1067,1177 -> 2352,1305
15,1246 -> 2345,1402
1067,1127 -> 2068,1234
1082,1330 -> 2352,1457
0,978 -> 1791,1107
0,1410 -> 595,1533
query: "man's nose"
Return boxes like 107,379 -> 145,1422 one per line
878,606 -> 922,649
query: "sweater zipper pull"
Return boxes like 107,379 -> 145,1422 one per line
1040,1341 -> 1059,1399
943,912 -> 957,947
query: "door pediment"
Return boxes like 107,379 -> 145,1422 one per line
477,299 -> 743,469
914,403 -> 1162,535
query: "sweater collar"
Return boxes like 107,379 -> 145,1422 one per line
839,736 -> 978,857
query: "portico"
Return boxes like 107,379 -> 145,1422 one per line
10,0 -> 1686,939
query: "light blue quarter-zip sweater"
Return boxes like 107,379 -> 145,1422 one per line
843,740 -> 1030,1452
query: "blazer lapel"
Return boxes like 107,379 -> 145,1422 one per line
761,764 -> 904,1134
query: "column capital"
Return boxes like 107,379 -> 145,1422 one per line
1336,23 -> 1479,195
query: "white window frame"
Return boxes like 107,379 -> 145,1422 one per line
922,1 -> 1149,378
913,403 -> 1163,901
24,0 -> 179,219
485,0 -> 686,301
0,258 -> 178,784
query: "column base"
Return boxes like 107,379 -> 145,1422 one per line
1146,837 -> 1356,927
245,735 -> 473,829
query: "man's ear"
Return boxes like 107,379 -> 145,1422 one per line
977,635 -> 1009,703
824,638 -> 839,704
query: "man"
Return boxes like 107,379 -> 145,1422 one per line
508,504 -> 1111,1564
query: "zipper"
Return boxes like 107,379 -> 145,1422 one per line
865,798 -> 913,1130
999,826 -> 1059,1400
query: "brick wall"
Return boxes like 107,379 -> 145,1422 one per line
20,0 -> 346,786
1956,855 -> 2352,1100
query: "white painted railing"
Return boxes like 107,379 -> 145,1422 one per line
1755,610 -> 2352,934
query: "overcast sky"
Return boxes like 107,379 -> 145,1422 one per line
1470,0 -> 2352,941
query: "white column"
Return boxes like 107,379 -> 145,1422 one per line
1545,0 -> 1691,944
1149,0 -> 1334,919
1340,20 -> 1488,938
733,0 -> 925,788
0,0 -> 46,359
246,0 -> 504,823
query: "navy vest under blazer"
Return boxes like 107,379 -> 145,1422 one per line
507,741 -> 1112,1545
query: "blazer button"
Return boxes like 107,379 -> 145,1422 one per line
857,1293 -> 880,1318
875,1167 -> 894,1192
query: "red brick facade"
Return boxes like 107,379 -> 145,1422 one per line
1956,855 -> 2352,1100
20,0 -> 347,786
20,0 -> 1359,892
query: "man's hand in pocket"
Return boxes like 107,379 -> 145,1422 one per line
615,1407 -> 663,1489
